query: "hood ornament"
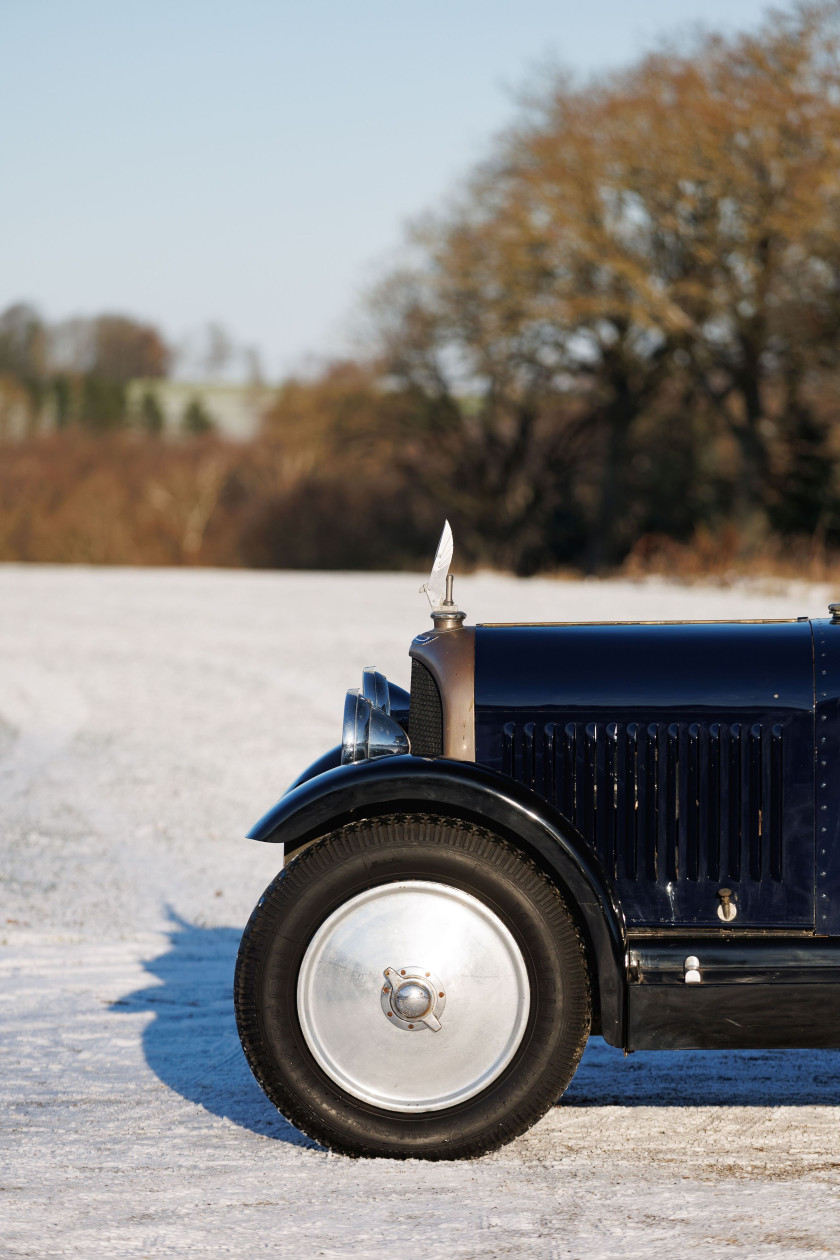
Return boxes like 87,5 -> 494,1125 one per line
420,520 -> 466,630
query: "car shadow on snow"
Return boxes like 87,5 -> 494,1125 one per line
565,1034 -> 840,1107
113,911 -> 840,1128
112,910 -> 322,1149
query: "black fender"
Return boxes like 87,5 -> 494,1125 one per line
247,755 -> 627,1048
285,745 -> 342,792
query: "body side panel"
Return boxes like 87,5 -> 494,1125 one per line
474,621 -> 816,929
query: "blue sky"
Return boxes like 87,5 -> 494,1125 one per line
1,0 -> 779,378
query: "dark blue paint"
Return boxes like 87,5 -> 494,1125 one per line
284,745 -> 342,794
475,621 -> 816,929
814,620 -> 840,934
626,936 -> 840,1049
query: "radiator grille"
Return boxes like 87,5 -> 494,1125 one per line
409,659 -> 443,757
501,719 -> 785,884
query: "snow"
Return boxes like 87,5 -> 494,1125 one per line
3,564 -> 840,1258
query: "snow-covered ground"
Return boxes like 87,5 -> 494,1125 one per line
3,564 -> 840,1259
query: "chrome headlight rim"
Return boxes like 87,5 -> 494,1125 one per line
341,689 -> 368,765
341,672 -> 410,765
361,667 -> 390,713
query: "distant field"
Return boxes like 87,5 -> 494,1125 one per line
2,566 -> 839,1259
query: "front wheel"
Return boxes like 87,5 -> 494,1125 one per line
234,814 -> 590,1159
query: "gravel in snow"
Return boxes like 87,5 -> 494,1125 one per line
3,564 -> 840,1258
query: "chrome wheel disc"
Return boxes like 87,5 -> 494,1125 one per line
296,880 -> 531,1112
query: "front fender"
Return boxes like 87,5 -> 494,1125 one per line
247,755 -> 626,1047
285,745 -> 342,793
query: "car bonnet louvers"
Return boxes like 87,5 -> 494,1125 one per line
474,619 -> 815,929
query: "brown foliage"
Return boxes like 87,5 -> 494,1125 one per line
89,315 -> 171,383
0,433 -> 242,565
0,417 -> 434,571
622,526 -> 840,584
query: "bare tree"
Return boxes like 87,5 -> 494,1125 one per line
373,2 -> 840,566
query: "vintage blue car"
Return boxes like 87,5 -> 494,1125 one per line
235,532 -> 840,1159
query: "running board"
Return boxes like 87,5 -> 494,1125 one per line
626,937 -> 840,1050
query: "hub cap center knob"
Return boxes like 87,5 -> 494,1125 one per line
381,965 -> 446,1032
392,980 -> 432,1020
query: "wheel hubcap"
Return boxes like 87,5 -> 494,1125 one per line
297,880 -> 531,1112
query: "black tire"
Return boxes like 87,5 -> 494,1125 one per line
234,813 -> 591,1160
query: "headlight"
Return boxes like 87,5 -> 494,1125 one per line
341,669 -> 411,765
